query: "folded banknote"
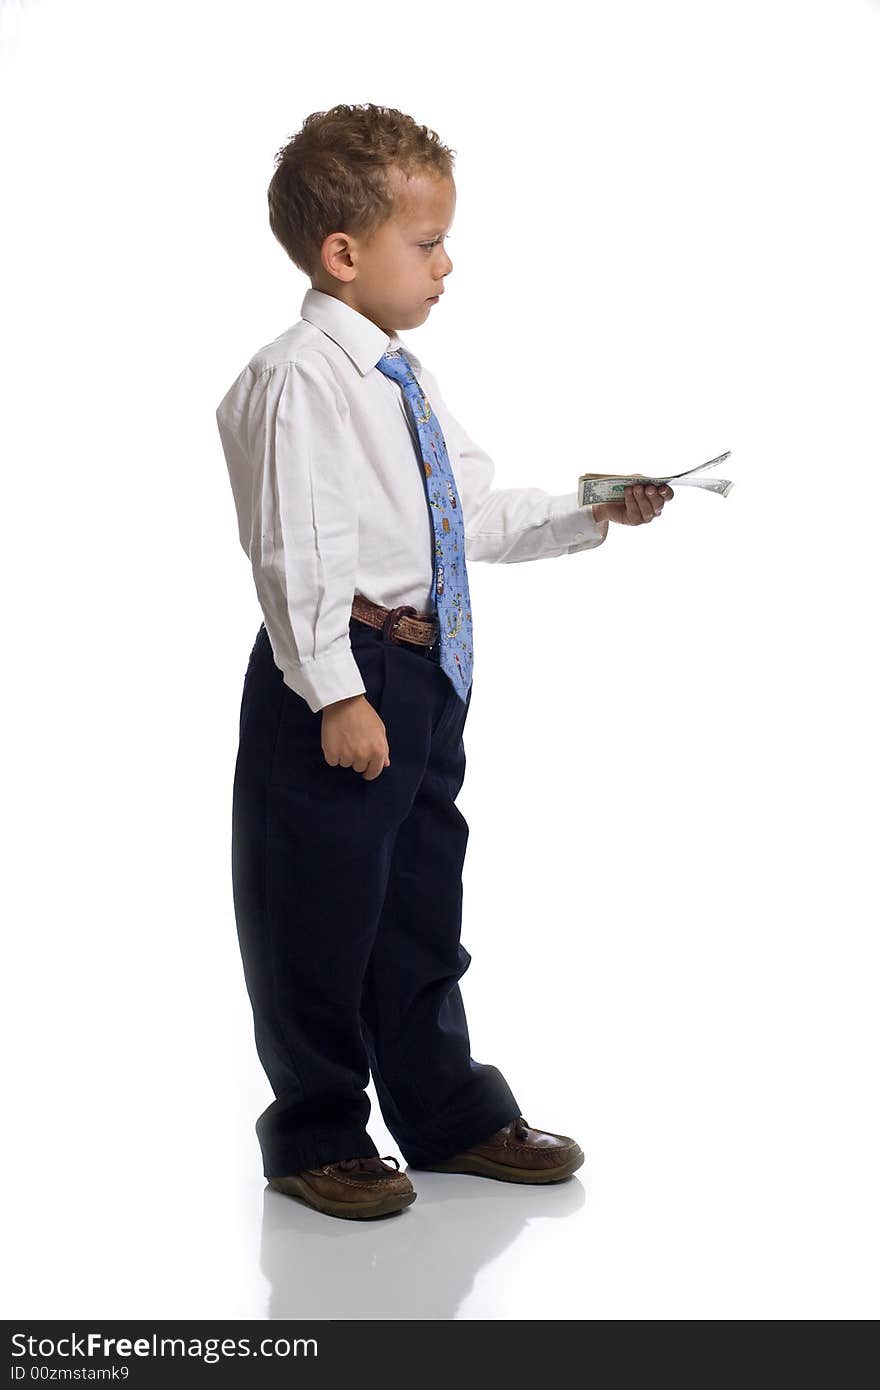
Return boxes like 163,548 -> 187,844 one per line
578,450 -> 734,505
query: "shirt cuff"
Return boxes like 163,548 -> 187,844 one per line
547,491 -> 610,552
280,647 -> 366,713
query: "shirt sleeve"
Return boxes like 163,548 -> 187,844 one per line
420,368 -> 609,563
241,356 -> 365,713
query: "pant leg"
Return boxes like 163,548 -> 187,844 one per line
232,619 -> 419,1178
358,643 -> 522,1168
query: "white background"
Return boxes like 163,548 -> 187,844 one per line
2,0 -> 878,1320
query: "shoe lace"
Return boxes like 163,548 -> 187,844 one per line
329,1154 -> 401,1175
512,1116 -> 530,1142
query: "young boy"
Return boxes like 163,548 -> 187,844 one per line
216,103 -> 672,1222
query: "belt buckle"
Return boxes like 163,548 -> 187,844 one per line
381,604 -> 418,644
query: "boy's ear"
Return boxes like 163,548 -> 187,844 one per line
320,231 -> 357,283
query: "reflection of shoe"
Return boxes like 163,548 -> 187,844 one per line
411,1117 -> 585,1184
267,1155 -> 416,1220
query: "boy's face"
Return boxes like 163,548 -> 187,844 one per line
316,168 -> 455,333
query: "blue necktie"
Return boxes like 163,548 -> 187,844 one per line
375,348 -> 473,704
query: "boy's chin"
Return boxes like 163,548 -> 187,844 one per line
394,307 -> 431,329
387,302 -> 433,330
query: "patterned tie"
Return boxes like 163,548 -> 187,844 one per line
375,347 -> 473,704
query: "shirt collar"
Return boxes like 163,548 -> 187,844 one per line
300,288 -> 423,378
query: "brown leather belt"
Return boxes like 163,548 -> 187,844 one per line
351,593 -> 440,649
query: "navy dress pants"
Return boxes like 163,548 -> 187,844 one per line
231,614 -> 522,1179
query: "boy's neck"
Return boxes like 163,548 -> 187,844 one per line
308,283 -> 402,344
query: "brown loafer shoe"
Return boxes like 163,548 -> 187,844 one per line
267,1154 -> 416,1220
412,1117 -> 584,1184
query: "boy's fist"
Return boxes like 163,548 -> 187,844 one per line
321,694 -> 390,780
593,483 -> 674,527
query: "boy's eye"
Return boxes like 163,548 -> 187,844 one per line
420,236 -> 449,251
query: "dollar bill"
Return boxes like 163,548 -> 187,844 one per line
580,474 -> 734,502
578,450 -> 734,505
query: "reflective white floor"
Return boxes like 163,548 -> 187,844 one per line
6,1041 -> 879,1320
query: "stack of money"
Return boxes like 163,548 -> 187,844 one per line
578,451 -> 734,505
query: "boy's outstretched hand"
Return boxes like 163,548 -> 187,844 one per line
593,483 -> 674,527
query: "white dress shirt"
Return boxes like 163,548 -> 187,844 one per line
216,288 -> 609,712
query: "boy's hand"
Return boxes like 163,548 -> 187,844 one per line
593,483 -> 674,527
321,694 -> 390,781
